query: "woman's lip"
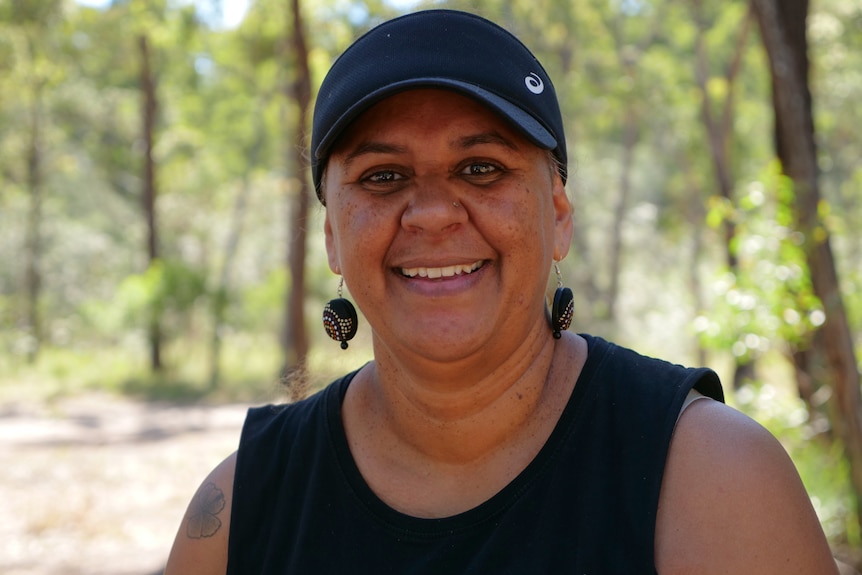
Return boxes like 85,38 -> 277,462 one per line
394,260 -> 488,297
399,260 -> 485,279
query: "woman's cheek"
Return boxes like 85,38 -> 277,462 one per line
337,198 -> 393,261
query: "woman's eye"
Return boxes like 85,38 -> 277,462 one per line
461,162 -> 501,177
364,170 -> 403,184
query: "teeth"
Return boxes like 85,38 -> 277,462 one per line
401,260 -> 483,279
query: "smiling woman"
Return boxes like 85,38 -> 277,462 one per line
164,9 -> 839,575
322,89 -> 568,365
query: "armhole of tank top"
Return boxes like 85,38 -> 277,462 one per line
676,388 -> 709,423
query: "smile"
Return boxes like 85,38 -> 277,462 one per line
400,260 -> 484,279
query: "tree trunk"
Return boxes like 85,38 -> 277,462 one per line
24,73 -> 43,364
751,0 -> 862,536
602,3 -> 666,325
208,176 -> 251,390
139,34 -> 161,372
680,157 -> 709,367
282,0 -> 312,398
607,106 -> 637,322
790,330 -> 834,444
208,104 -> 265,390
692,1 -> 756,389
692,0 -> 752,272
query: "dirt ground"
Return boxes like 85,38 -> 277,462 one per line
0,392 -> 249,575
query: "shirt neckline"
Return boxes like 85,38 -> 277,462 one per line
325,334 -> 609,538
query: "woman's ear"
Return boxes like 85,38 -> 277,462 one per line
551,176 -> 574,261
324,211 -> 341,274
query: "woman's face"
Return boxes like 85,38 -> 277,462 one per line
323,89 -> 573,364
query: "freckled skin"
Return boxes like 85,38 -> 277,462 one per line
322,89 -> 573,368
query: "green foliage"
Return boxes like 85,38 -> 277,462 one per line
698,163 -> 824,361
235,268 -> 287,330
116,258 -> 208,325
0,338 -> 283,403
0,0 -> 63,25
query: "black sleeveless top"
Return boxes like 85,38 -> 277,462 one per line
227,335 -> 723,574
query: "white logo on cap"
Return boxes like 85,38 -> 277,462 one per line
525,72 -> 544,95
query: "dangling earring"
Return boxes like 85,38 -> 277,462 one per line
323,277 -> 358,349
551,263 -> 574,339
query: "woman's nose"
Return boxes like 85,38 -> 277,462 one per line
400,181 -> 467,233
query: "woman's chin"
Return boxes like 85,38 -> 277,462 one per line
375,320 -> 493,364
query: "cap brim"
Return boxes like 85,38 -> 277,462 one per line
314,78 -> 558,161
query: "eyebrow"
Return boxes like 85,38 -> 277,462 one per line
455,131 -> 519,151
341,130 -> 520,167
343,142 -> 408,166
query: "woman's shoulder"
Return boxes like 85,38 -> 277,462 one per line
239,370 -> 356,450
578,334 -> 724,403
163,370 -> 360,575
655,399 -> 838,574
163,452 -> 237,575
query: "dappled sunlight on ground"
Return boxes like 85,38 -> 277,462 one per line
0,393 -> 247,575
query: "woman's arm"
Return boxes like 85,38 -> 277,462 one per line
655,399 -> 839,574
164,452 -> 237,575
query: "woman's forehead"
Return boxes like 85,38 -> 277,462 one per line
332,88 -> 531,153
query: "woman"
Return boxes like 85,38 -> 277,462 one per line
165,10 -> 838,574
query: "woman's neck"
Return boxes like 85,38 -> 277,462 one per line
340,331 -> 586,517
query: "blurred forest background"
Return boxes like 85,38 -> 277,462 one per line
1,0 -> 861,567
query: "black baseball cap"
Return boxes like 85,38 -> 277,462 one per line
311,9 -> 567,202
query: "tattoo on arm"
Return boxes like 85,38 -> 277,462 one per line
186,481 -> 226,539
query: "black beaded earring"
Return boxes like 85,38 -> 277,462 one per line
551,263 -> 574,339
323,278 -> 358,349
